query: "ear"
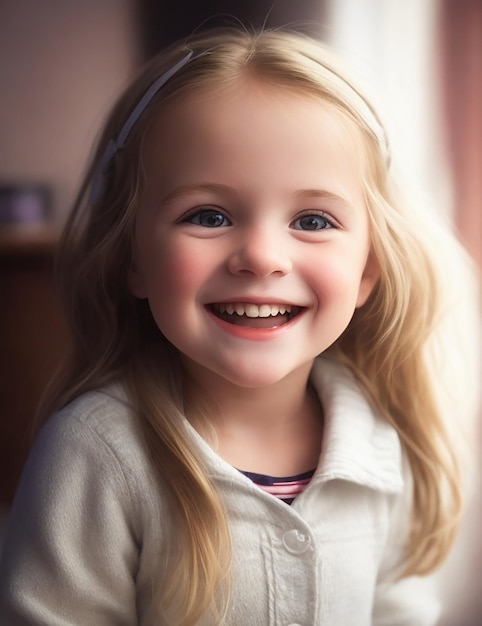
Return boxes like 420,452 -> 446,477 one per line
356,249 -> 380,308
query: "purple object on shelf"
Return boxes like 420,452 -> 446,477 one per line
0,185 -> 51,224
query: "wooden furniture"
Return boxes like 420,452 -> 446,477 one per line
0,225 -> 70,506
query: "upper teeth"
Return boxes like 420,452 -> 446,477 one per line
214,303 -> 293,318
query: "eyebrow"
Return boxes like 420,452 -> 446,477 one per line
160,183 -> 233,203
161,183 -> 353,209
294,189 -> 354,208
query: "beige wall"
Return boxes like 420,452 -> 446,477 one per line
0,0 -> 140,221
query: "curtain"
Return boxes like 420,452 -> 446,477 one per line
440,0 -> 482,270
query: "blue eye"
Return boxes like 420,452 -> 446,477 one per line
185,209 -> 231,228
291,214 -> 334,231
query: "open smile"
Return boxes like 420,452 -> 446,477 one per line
208,302 -> 303,328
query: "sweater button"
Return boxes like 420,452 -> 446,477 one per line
281,529 -> 311,555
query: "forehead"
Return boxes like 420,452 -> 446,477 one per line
145,75 -> 365,151
140,78 -> 368,199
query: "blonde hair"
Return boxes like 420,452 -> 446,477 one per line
40,27 -> 478,624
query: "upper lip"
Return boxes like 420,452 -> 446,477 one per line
207,297 -> 305,306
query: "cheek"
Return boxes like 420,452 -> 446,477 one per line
145,239 -> 216,305
162,252 -> 199,294
306,250 -> 368,302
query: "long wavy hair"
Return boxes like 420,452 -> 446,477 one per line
38,27 -> 478,625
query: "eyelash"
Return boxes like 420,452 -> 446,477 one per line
183,208 -> 230,228
291,212 -> 336,231
181,207 -> 338,231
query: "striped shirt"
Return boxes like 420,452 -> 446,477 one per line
239,468 -> 316,505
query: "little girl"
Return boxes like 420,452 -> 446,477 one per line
0,27 -> 476,625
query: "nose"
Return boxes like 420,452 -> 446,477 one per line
226,225 -> 293,278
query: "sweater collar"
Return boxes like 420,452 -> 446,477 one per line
309,358 -> 403,493
181,357 -> 403,495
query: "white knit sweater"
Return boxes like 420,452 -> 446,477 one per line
0,358 -> 440,625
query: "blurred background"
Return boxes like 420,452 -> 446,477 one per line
0,0 -> 480,623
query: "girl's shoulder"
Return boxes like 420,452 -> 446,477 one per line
1,385 -> 160,625
33,383 -> 156,501
49,383 -> 138,445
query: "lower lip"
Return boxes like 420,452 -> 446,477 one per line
205,307 -> 303,340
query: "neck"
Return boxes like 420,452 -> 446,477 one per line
185,361 -> 312,426
182,361 -> 324,475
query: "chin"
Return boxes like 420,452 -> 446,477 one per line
216,363 -> 304,389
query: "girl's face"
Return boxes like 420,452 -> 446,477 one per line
130,79 -> 379,390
